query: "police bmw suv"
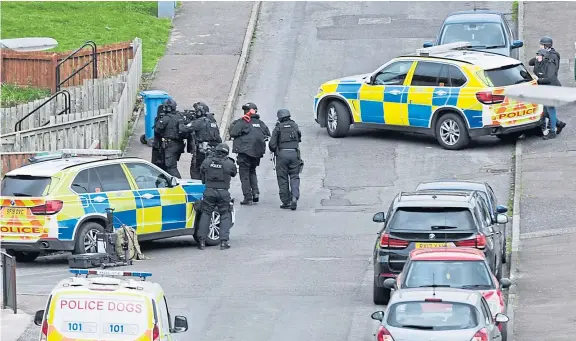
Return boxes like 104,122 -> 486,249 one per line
371,190 -> 508,305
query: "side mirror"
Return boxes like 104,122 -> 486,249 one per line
496,214 -> 508,224
373,212 -> 386,223
383,278 -> 396,289
423,41 -> 434,48
371,311 -> 385,322
499,278 -> 512,289
171,315 -> 188,333
511,40 -> 524,49
496,205 -> 508,214
494,313 -> 509,324
34,310 -> 44,326
170,176 -> 179,187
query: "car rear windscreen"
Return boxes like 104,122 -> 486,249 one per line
404,260 -> 494,289
388,207 -> 476,231
387,301 -> 479,330
480,64 -> 533,87
1,176 -> 52,197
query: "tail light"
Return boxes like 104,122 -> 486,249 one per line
471,328 -> 489,341
476,91 -> 505,105
152,324 -> 160,341
380,233 -> 409,249
376,326 -> 395,341
40,319 -> 48,341
455,234 -> 486,249
30,200 -> 63,215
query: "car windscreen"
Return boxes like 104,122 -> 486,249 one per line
388,207 -> 476,231
440,22 -> 505,48
1,176 -> 52,197
480,64 -> 534,87
387,301 -> 479,331
404,260 -> 494,289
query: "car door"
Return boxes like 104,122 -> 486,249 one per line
407,61 -> 447,128
123,162 -> 188,236
480,297 -> 502,340
91,164 -> 138,229
359,60 -> 414,125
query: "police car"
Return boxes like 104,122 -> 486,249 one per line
0,149 -> 222,262
34,269 -> 188,341
313,41 -> 544,150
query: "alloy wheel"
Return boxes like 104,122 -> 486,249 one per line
439,119 -> 460,146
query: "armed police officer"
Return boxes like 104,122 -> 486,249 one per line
151,103 -> 167,170
154,99 -> 185,177
268,109 -> 302,210
180,102 -> 222,179
197,143 -> 237,250
229,102 -> 270,205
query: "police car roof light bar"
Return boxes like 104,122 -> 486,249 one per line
59,149 -> 123,157
69,269 -> 152,280
417,41 -> 472,56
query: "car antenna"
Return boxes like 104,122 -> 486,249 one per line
432,272 -> 436,296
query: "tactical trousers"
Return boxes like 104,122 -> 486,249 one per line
163,142 -> 183,178
276,149 -> 301,204
237,153 -> 260,199
151,145 -> 165,171
197,188 -> 233,242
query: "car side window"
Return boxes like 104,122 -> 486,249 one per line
448,65 -> 467,87
480,298 -> 494,324
438,65 -> 450,87
71,168 -> 103,193
93,164 -> 132,192
486,185 -> 497,211
373,61 -> 414,86
472,205 -> 486,229
410,61 -> 445,87
125,163 -> 171,189
478,199 -> 493,226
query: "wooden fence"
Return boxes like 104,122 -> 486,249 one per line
1,41 -> 133,93
0,38 -> 143,154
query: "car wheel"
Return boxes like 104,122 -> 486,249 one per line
435,113 -> 470,150
204,211 -> 221,247
496,132 -> 523,142
325,100 -> 351,138
6,250 -> 40,263
140,134 -> 148,145
74,222 -> 104,254
373,278 -> 391,305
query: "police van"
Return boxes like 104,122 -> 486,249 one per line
34,269 -> 188,341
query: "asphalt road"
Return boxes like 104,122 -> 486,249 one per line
14,2 -> 516,340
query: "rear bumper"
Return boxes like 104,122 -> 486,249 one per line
374,252 -> 407,286
1,239 -> 75,252
469,118 -> 544,137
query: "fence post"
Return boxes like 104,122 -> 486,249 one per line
50,53 -> 58,94
1,251 -> 17,314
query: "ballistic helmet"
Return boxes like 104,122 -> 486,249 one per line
163,99 -> 177,112
214,143 -> 230,155
277,109 -> 291,120
536,49 -> 550,58
242,102 -> 258,113
539,36 -> 553,48
193,102 -> 210,116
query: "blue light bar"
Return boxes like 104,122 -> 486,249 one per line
69,269 -> 152,279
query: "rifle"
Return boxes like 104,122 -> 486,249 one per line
270,150 -> 276,173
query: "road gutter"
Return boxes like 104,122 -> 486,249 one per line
219,1 -> 262,139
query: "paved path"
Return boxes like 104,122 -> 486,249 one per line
1,309 -> 31,341
12,2 -> 519,340
513,2 -> 576,340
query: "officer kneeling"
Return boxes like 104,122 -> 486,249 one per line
197,143 -> 238,250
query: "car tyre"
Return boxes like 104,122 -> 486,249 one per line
325,100 -> 351,138
6,250 -> 40,263
74,222 -> 105,254
192,211 -> 221,247
373,278 -> 391,305
435,113 -> 470,150
496,132 -> 523,142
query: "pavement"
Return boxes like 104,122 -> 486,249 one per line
9,1 -> 531,340
1,309 -> 31,341
512,2 -> 576,340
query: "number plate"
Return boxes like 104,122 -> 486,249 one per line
3,208 -> 26,217
415,242 -> 451,248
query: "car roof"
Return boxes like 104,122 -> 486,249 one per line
5,156 -> 144,177
409,247 -> 487,261
416,181 -> 487,193
395,191 -> 475,208
444,11 -> 504,24
398,50 -> 521,71
51,276 -> 164,298
390,287 -> 482,305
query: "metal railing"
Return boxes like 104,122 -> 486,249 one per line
14,90 -> 71,132
56,40 -> 98,92
1,251 -> 17,314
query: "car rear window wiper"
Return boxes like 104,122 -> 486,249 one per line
431,225 -> 458,230
419,284 -> 451,288
10,192 -> 32,197
401,325 -> 434,330
461,284 -> 493,289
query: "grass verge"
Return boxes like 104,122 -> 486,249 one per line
1,1 -> 172,106
512,1 -> 519,21
0,84 -> 51,108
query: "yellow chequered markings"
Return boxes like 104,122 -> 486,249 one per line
348,99 -> 362,122
158,188 -> 186,206
185,203 -> 196,228
137,206 -> 162,234
384,101 -> 408,126
0,198 -> 44,207
321,83 -> 339,94
359,84 -> 384,101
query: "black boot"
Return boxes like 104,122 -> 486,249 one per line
252,194 -> 259,203
240,197 -> 253,205
198,239 -> 205,250
290,197 -> 298,211
557,121 -> 566,134
220,240 -> 230,250
280,203 -> 291,209
543,132 -> 557,140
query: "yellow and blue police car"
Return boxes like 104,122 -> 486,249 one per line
313,42 -> 544,150
0,149 -> 217,262
34,269 -> 188,341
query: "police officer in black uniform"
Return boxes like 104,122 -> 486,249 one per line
268,109 -> 302,210
154,99 -> 185,178
197,143 -> 237,250
180,102 -> 222,179
229,102 -> 270,205
151,104 -> 167,170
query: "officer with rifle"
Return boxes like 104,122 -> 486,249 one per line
153,99 -> 185,178
151,104 -> 167,170
268,109 -> 303,210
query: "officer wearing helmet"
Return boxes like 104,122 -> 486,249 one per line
180,101 -> 222,179
229,102 -> 271,205
151,103 -> 167,170
268,109 -> 302,210
532,48 -> 563,140
154,99 -> 185,177
197,142 -> 237,250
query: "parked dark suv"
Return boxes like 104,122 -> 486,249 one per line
371,191 -> 508,305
